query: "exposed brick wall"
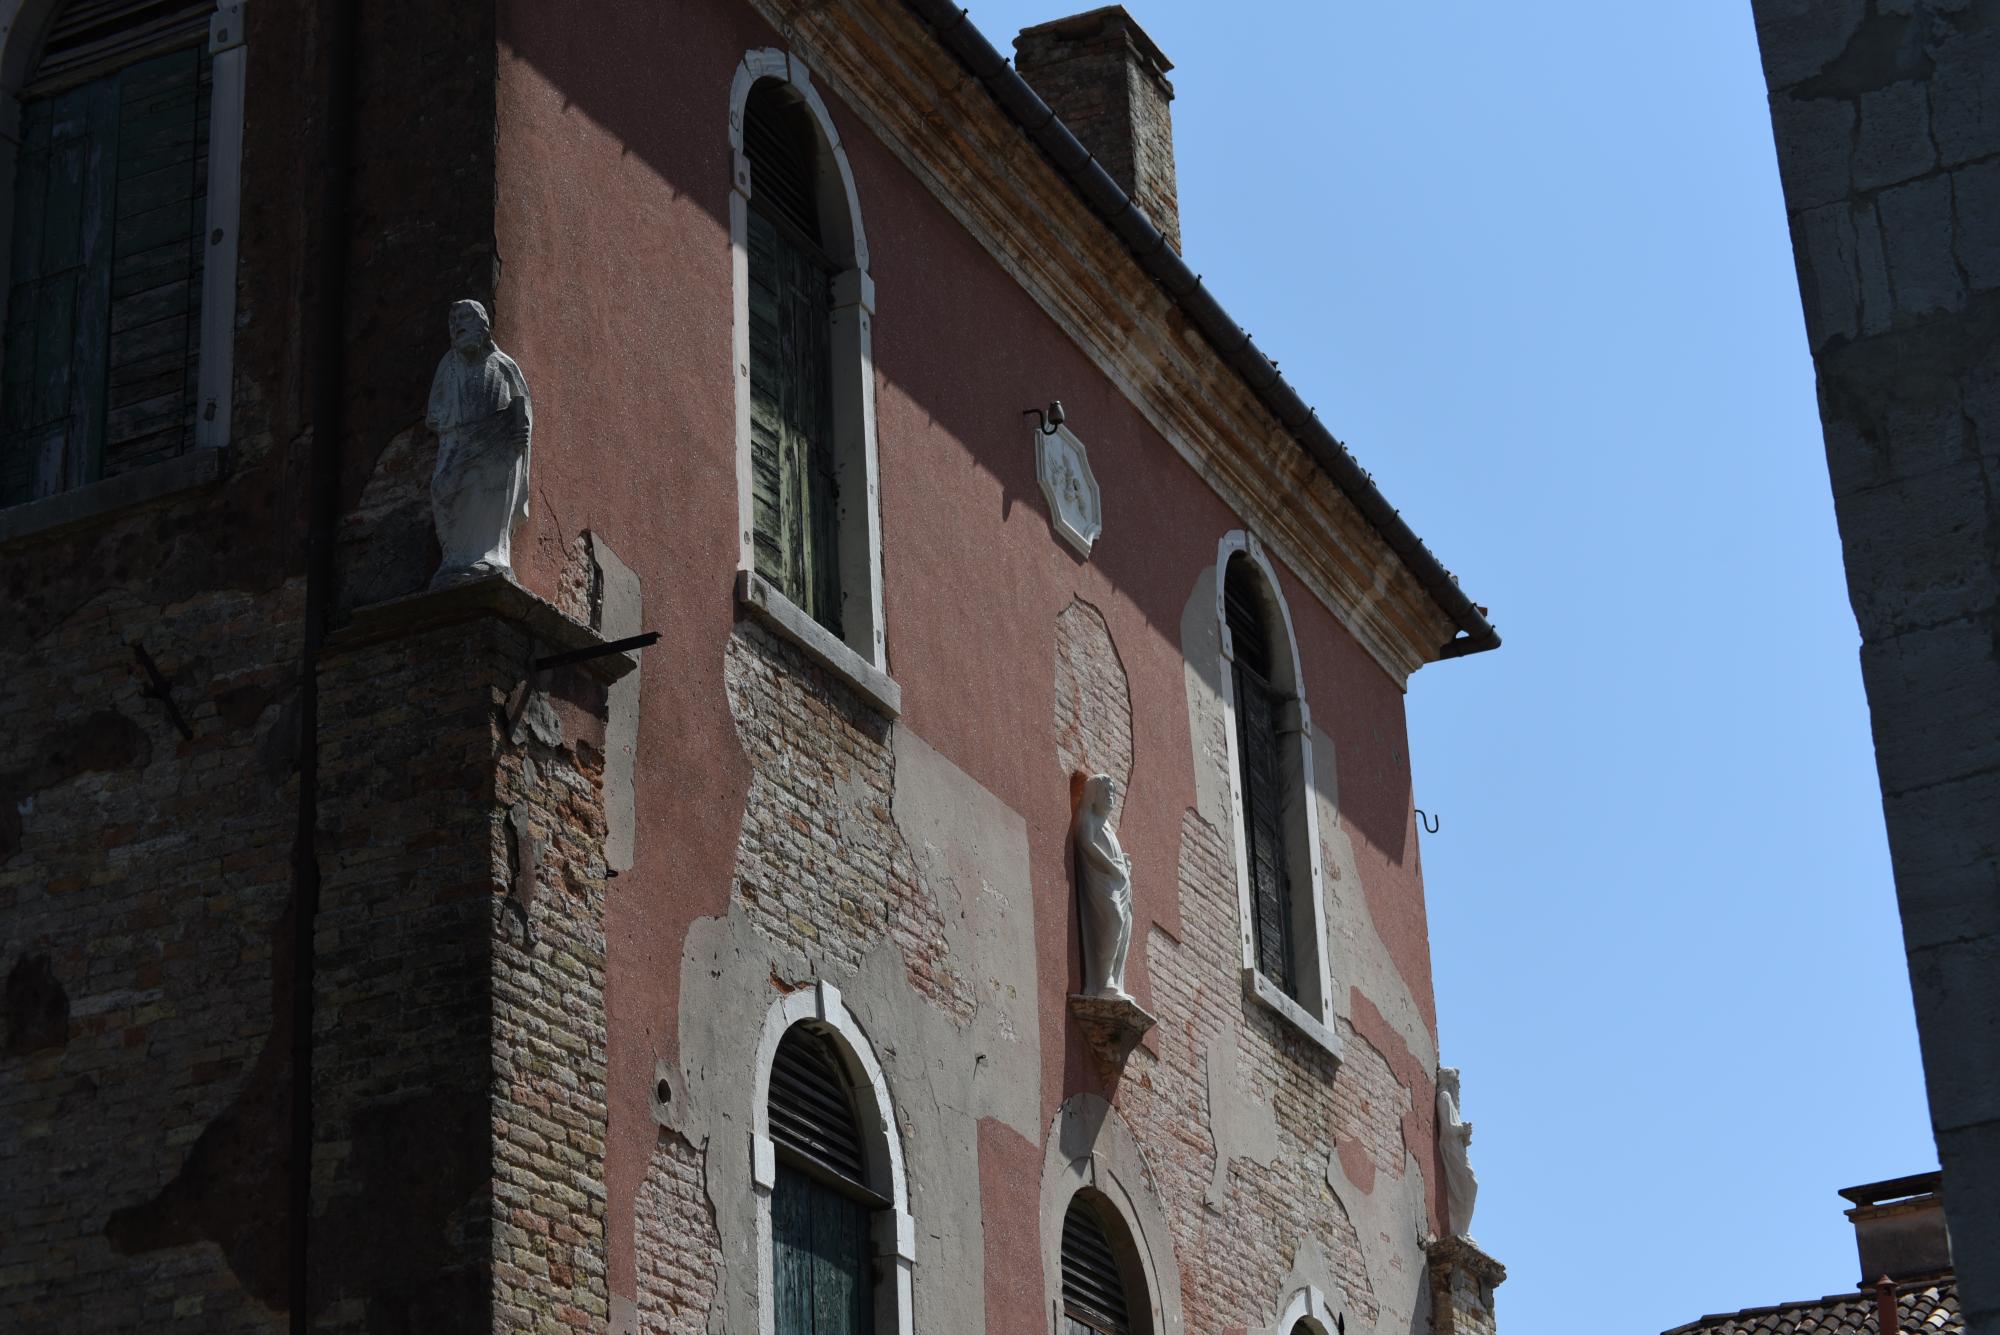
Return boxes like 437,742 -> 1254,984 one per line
1054,597 -> 1135,818
1110,807 -> 1384,1329
0,586 -> 303,1334
311,601 -> 610,1332
724,619 -> 974,1023
1014,6 -> 1182,251
632,1132 -> 721,1333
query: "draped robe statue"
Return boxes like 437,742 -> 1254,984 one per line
1437,1066 -> 1479,1238
427,300 -> 531,587
1072,774 -> 1135,1001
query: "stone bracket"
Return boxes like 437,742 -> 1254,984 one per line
1068,993 -> 1157,1069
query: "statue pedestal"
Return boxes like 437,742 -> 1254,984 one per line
1068,993 -> 1156,1069
1427,1235 -> 1506,1335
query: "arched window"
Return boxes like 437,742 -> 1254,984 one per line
1216,534 -> 1340,1056
769,1024 -> 879,1331
1,0 -> 243,508
1061,1193 -> 1145,1335
752,982 -> 912,1335
731,50 -> 886,687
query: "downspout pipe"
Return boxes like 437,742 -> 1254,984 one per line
289,0 -> 355,1327
902,0 -> 1500,661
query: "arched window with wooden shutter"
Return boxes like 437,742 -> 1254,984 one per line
1226,551 -> 1298,997
1,0 -> 241,506
768,1023 -> 884,1335
1061,1193 -> 1144,1335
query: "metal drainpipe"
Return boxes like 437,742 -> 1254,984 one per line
289,0 -> 355,1327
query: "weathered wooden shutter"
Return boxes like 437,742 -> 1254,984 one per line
2,5 -> 209,503
1061,1197 -> 1131,1335
1227,558 -> 1297,996
769,1026 -> 876,1335
744,84 -> 842,635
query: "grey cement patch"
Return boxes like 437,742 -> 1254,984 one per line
891,726 -> 1041,1140
588,533 -> 642,873
1204,1019 -> 1282,1211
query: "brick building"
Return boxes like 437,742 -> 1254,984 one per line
0,2 -> 1506,1332
1749,5 -> 1999,1331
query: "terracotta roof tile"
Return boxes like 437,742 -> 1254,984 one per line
1663,1280 -> 1959,1335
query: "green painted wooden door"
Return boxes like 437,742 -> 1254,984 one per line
772,1166 -> 873,1334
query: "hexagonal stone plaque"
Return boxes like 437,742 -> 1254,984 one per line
1036,423 -> 1102,556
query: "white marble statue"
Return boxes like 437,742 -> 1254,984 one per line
427,299 -> 531,587
1437,1066 -> 1478,1238
1072,774 -> 1134,1001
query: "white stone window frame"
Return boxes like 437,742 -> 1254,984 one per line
1039,1094 -> 1183,1335
1214,530 -> 1342,1062
728,48 -> 896,714
1268,1283 -> 1342,1335
749,979 -> 914,1335
0,0 -> 245,538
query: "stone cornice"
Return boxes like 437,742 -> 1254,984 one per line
748,0 -> 1463,686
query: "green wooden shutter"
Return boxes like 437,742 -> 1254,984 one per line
101,44 -> 208,478
2,34 -> 208,504
773,1169 -> 873,1335
2,76 -> 117,502
745,84 -> 843,637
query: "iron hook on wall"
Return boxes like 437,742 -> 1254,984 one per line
1023,400 -> 1065,436
1416,808 -> 1440,834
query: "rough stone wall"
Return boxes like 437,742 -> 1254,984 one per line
1428,1238 -> 1502,1335
1752,6 -> 2000,1325
1013,6 -> 1182,250
724,619 -> 975,1023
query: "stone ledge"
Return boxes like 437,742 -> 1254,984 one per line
1068,992 -> 1156,1067
327,573 -> 636,682
0,447 -> 225,546
1427,1234 -> 1507,1287
736,569 -> 901,717
1243,967 -> 1344,1064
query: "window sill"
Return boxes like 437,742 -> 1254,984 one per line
0,447 -> 225,546
736,569 -> 901,718
1242,967 -> 1344,1064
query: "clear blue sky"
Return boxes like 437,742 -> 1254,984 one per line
961,1 -> 1937,1331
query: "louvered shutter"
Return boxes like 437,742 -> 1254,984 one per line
744,84 -> 842,635
1061,1197 -> 1132,1335
769,1026 -> 876,1335
2,2 -> 209,502
1227,559 -> 1297,997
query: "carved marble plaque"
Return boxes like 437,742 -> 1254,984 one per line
1036,423 -> 1102,556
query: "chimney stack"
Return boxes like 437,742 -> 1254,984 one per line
1014,6 -> 1181,250
1839,1173 -> 1954,1286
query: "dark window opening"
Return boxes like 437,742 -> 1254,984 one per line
3,1 -> 212,506
1061,1195 -> 1137,1335
1226,554 -> 1297,997
744,80 -> 842,636
769,1024 -> 880,1335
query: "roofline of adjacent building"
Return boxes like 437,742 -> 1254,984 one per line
1660,1274 -> 1958,1335
901,0 -> 1500,661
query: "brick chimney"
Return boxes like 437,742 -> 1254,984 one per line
1014,6 -> 1181,250
1839,1173 -> 1954,1285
